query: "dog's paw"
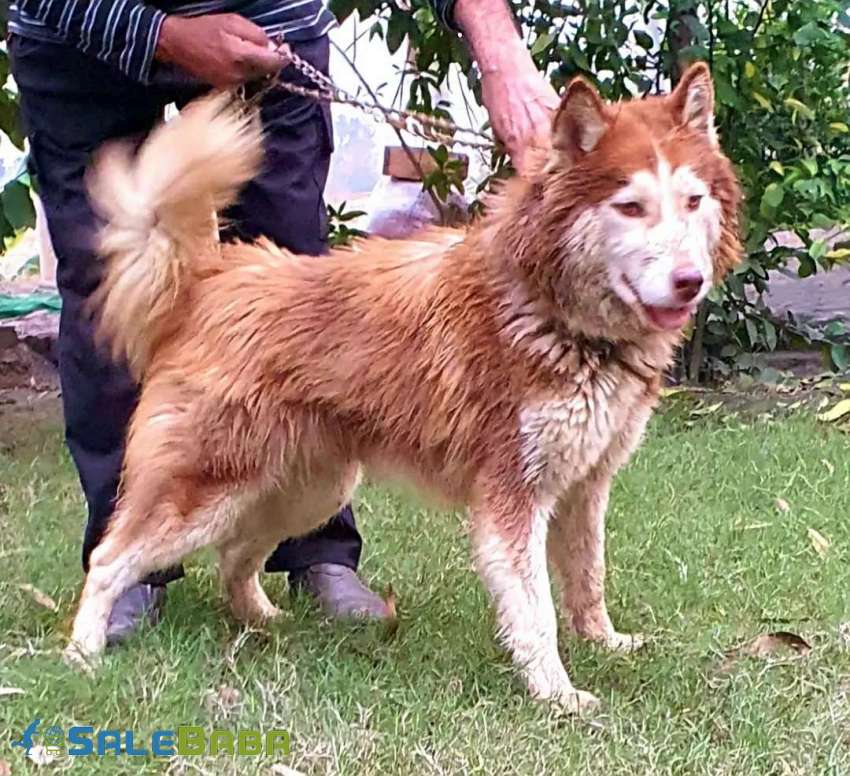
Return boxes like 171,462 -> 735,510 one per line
551,688 -> 601,715
602,631 -> 645,653
62,642 -> 101,675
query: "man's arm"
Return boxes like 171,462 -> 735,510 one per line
16,0 -> 285,85
432,0 -> 560,174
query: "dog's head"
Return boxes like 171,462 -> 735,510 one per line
512,63 -> 741,340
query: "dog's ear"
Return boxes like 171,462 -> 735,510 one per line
670,62 -> 717,145
550,78 -> 610,163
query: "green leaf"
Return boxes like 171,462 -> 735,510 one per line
829,122 -> 850,134
783,97 -> 815,120
385,13 -> 409,55
634,30 -> 654,50
801,158 -> 818,176
752,91 -> 772,111
759,183 -> 784,216
831,345 -> 850,372
1,180 -> 35,231
745,317 -> 759,347
809,239 -> 828,261
769,161 -> 784,176
763,319 -> 778,351
531,32 -> 554,56
798,255 -> 816,278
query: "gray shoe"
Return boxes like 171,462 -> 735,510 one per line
105,583 -> 166,646
290,563 -> 391,620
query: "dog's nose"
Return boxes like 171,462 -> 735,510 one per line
672,267 -> 703,303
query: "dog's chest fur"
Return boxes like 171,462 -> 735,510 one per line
518,350 -> 654,498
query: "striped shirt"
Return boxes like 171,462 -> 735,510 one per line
9,0 -> 460,85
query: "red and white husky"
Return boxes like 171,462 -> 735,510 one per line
67,63 -> 741,712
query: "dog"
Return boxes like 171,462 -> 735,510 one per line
65,62 -> 741,713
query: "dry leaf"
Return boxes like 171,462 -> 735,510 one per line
660,386 -> 687,398
0,687 -> 24,698
822,459 -> 835,476
839,622 -> 850,650
719,631 -> 811,673
839,382 -> 850,392
742,632 -> 812,658
205,684 -> 242,716
808,527 -> 830,559
384,585 -> 399,639
817,398 -> 850,423
270,766 -> 305,776
19,584 -> 58,612
0,760 -> 11,776
774,497 -> 790,513
690,401 -> 723,417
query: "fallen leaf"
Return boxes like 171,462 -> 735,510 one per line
839,623 -> 850,650
660,386 -> 687,398
817,399 -> 850,423
27,745 -> 55,766
270,766 -> 305,776
774,497 -> 790,513
205,684 -> 242,716
19,584 -> 58,612
690,401 -> 723,417
0,687 -> 24,698
718,631 -> 811,673
0,760 -> 10,776
742,632 -> 812,658
808,527 -> 830,559
822,459 -> 835,476
384,585 -> 399,639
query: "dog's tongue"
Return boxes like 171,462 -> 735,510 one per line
644,305 -> 692,331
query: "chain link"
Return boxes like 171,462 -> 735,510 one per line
241,41 -> 496,151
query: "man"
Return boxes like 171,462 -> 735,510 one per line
8,0 -> 557,642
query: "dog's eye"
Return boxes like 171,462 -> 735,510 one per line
614,202 -> 645,218
686,194 -> 703,211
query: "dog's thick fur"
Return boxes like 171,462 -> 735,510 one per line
68,64 -> 741,711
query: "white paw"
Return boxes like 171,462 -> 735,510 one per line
62,641 -> 101,675
551,687 -> 601,715
603,631 -> 645,653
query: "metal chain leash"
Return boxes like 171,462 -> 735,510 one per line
240,40 -> 496,151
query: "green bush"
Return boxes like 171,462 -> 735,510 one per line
332,0 -> 850,377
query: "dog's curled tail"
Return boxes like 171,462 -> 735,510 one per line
88,92 -> 263,380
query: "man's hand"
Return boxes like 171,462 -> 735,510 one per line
156,14 -> 289,87
454,0 -> 559,175
479,46 -> 559,174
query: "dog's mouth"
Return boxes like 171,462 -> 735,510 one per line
621,275 -> 695,332
641,304 -> 694,331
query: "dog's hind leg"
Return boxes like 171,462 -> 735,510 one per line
470,490 -> 599,714
65,485 -> 252,668
217,461 -> 361,625
217,490 -> 287,624
548,471 -> 644,653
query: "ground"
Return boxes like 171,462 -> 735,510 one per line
0,392 -> 849,775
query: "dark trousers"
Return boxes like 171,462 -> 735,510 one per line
9,34 -> 362,582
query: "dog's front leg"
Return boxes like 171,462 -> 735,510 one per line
548,471 -> 644,653
470,492 -> 599,714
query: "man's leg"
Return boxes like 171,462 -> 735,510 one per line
220,36 -> 385,617
10,37 -> 180,637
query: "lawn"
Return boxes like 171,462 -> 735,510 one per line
1,396 -> 849,774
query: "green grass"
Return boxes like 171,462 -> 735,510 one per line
1,399 -> 849,774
